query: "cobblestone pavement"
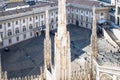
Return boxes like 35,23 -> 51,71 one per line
1,24 -> 91,78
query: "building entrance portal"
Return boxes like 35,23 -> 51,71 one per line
76,20 -> 79,26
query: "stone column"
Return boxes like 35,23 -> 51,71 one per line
54,0 -> 71,80
44,7 -> 51,69
58,0 -> 67,38
90,6 -> 98,80
91,6 -> 98,59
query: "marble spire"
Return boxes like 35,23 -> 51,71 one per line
54,0 -> 71,79
91,6 -> 98,59
44,7 -> 51,70
57,0 -> 67,38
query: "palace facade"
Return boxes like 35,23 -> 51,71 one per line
0,0 -> 109,47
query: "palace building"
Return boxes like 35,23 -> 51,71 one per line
0,0 -> 109,47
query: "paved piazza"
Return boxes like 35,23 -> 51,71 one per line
1,24 -> 91,78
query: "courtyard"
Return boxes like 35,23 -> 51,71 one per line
1,24 -> 91,78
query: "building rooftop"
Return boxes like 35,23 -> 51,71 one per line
0,2 -> 50,17
97,38 -> 120,66
52,0 -> 99,6
67,0 -> 99,7
4,1 -> 28,9
0,0 -> 101,17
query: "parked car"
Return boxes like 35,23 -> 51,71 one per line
4,47 -> 10,52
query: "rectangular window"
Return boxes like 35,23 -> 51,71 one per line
30,32 -> 32,36
101,13 -> 104,16
81,16 -> 83,21
0,25 -> 2,29
76,9 -> 78,12
81,22 -> 83,26
72,14 -> 74,18
56,11 -> 58,14
76,14 -> 78,20
8,23 -> 11,27
68,14 -> 70,17
16,37 -> 19,41
29,17 -> 32,21
68,20 -> 70,23
51,25 -> 53,29
51,12 -> 53,16
56,17 -> 58,21
41,21 -> 43,25
36,16 -> 38,20
118,7 -> 120,15
68,8 -> 69,11
81,10 -> 83,13
23,34 -> 26,39
86,11 -> 88,14
36,22 -> 38,27
41,15 -> 43,18
9,39 -> 12,44
86,24 -> 88,28
23,19 -> 25,23
0,32 -> 3,38
86,17 -> 88,22
16,21 -> 18,25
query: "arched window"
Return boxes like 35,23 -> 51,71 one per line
8,30 -> 12,36
23,26 -> 26,32
15,28 -> 19,34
